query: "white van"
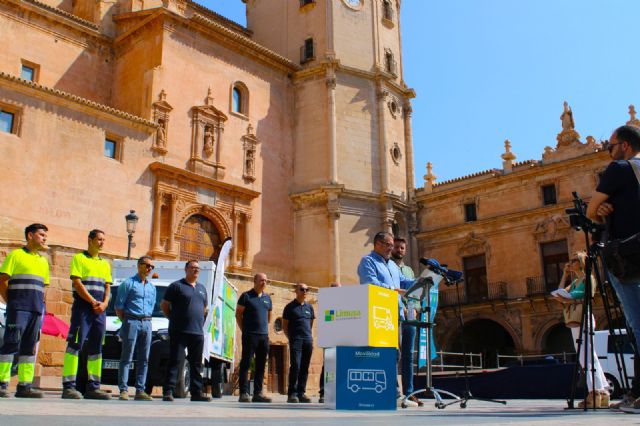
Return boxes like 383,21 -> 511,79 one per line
593,329 -> 635,397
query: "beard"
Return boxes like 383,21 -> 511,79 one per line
391,252 -> 403,261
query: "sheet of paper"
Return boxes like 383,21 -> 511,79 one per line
551,288 -> 572,299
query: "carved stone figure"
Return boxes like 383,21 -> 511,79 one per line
203,126 -> 214,157
245,149 -> 255,177
560,101 -> 574,131
156,123 -> 167,148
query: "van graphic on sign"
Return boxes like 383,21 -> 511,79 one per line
372,306 -> 394,331
347,369 -> 387,393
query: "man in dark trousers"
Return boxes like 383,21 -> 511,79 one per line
236,272 -> 272,403
161,260 -> 210,402
283,283 -> 315,403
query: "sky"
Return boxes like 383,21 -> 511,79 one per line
202,0 -> 640,184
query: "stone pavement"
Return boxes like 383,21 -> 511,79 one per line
0,392 -> 636,426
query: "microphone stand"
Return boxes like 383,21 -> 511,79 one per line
401,272 -> 461,409
441,273 -> 507,409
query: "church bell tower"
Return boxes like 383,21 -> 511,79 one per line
244,0 -> 417,284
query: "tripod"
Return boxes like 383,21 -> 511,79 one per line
401,269 -> 461,409
441,274 -> 506,408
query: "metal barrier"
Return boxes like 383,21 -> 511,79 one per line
526,275 -> 547,296
496,352 -> 576,368
430,350 -> 483,371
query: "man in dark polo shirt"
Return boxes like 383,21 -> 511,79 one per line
236,272 -> 272,403
160,260 -> 210,402
283,283 -> 315,403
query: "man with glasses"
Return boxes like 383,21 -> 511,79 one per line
358,231 -> 416,405
161,260 -> 210,402
236,273 -> 272,403
587,125 -> 640,411
114,256 -> 156,401
283,283 -> 315,403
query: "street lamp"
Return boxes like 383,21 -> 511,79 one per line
125,209 -> 138,260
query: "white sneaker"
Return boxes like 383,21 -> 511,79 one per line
397,396 -> 418,408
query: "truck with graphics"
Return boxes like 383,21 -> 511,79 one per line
77,260 -> 237,398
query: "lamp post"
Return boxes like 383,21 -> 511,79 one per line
125,210 -> 139,260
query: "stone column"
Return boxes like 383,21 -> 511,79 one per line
243,213 -> 251,267
167,194 -> 178,254
377,89 -> 390,193
327,75 -> 338,184
403,104 -> 415,199
327,193 -> 341,283
152,190 -> 164,251
408,211 -> 419,270
232,211 -> 240,266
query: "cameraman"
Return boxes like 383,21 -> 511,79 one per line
587,124 -> 640,410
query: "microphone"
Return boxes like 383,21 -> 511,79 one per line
420,258 -> 464,285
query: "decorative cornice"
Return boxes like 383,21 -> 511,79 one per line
149,162 -> 260,200
0,72 -> 157,129
19,0 -> 99,31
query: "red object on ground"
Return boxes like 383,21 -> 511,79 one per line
41,313 -> 69,339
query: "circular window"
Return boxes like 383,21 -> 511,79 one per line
274,317 -> 283,333
391,143 -> 402,165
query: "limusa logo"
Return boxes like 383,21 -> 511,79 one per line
324,309 -> 361,322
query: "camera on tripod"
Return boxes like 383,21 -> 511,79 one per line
565,192 -> 605,238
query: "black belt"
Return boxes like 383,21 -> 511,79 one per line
126,315 -> 152,321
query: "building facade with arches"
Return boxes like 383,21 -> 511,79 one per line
417,105 -> 639,361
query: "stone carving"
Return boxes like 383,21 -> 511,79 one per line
242,124 -> 259,182
627,104 -> 640,127
203,125 -> 214,157
152,89 -> 172,155
423,162 -> 436,193
534,214 -> 570,241
457,232 -> 490,260
556,101 -> 580,147
501,139 -> 516,172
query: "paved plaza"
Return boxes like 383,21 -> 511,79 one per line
0,391 -> 636,426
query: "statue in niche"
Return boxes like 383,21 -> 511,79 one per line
203,125 -> 214,157
245,149 -> 255,178
560,101 -> 574,131
156,119 -> 167,148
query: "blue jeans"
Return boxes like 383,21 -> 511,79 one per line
118,318 -> 152,392
608,272 -> 640,350
401,323 -> 417,396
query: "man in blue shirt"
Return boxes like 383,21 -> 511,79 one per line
114,256 -> 156,401
358,231 -> 415,405
357,231 -> 415,317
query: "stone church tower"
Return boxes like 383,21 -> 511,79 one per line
245,0 -> 417,284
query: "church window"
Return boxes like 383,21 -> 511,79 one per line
382,0 -> 394,21
301,38 -> 315,64
385,50 -> 397,75
230,82 -> 249,117
104,135 -> 122,161
0,110 -> 15,134
299,0 -> 315,7
20,60 -> 39,82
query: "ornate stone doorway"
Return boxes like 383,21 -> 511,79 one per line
178,214 -> 222,261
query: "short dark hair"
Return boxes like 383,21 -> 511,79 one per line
185,260 -> 199,269
137,255 -> 153,265
88,229 -> 105,240
24,223 -> 48,240
394,237 -> 407,244
373,231 -> 393,244
614,125 -> 640,151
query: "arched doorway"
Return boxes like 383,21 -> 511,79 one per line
446,319 -> 516,368
542,324 -> 575,355
178,214 -> 222,261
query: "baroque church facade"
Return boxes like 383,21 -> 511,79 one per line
0,0 -> 414,388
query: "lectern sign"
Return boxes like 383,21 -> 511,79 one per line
318,285 -> 398,348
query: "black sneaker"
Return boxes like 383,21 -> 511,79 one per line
190,394 -> 212,402
252,393 -> 272,403
15,388 -> 43,398
318,396 -> 324,403
84,389 -> 111,400
287,395 -> 299,403
61,388 -> 82,399
238,393 -> 250,403
298,394 -> 311,403
162,392 -> 174,402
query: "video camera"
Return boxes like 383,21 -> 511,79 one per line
565,192 -> 605,238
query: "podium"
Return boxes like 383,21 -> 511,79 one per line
319,285 -> 398,410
